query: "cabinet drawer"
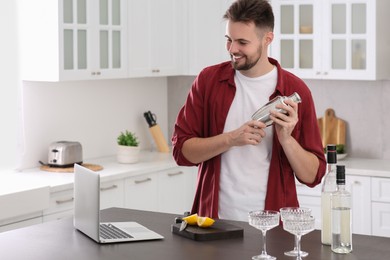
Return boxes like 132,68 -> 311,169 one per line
158,167 -> 193,214
100,179 -> 124,209
43,189 -> 74,215
124,173 -> 158,211
372,202 -> 390,238
372,177 -> 390,203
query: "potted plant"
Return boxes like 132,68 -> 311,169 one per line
116,130 -> 140,164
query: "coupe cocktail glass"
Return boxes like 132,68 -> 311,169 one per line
283,216 -> 315,260
280,207 -> 312,257
248,210 -> 280,260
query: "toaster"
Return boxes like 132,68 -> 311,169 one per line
48,141 -> 83,167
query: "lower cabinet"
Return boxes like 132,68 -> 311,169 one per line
157,167 -> 196,214
43,188 -> 74,222
125,172 -> 159,212
296,174 -> 372,235
124,166 -> 197,214
1,164 -> 197,232
371,177 -> 390,237
100,179 -> 125,210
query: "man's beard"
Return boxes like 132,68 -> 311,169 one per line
230,45 -> 262,71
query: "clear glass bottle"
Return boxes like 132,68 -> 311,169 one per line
251,92 -> 301,126
321,144 -> 337,245
331,165 -> 352,254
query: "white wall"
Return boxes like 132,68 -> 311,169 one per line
19,78 -> 168,169
167,76 -> 390,160
0,1 -> 19,170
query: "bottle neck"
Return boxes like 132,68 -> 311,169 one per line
327,163 -> 337,174
337,183 -> 346,191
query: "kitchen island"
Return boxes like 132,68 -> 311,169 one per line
0,207 -> 388,260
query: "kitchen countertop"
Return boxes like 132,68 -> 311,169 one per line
1,207 -> 390,259
0,151 -> 178,194
0,152 -> 389,197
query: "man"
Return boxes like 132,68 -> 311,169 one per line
172,0 -> 326,221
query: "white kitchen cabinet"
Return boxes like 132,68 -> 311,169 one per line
124,172 -> 158,211
296,181 -> 322,228
127,0 -> 186,77
19,0 -> 128,81
186,0 -> 234,75
100,179 -> 124,209
124,166 -> 197,214
296,174 -> 371,235
43,188 -> 74,222
346,174 -> 371,235
157,167 -> 196,214
270,0 -> 390,80
371,177 -> 390,237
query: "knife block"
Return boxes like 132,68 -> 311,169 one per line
149,124 -> 170,153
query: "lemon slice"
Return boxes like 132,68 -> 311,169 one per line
197,216 -> 215,228
182,213 -> 198,225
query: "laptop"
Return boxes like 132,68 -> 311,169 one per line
73,164 -> 164,243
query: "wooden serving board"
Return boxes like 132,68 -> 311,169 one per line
171,220 -> 244,241
40,163 -> 103,173
318,108 -> 346,148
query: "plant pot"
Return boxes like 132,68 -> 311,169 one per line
117,145 -> 140,164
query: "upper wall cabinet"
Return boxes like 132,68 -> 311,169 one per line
270,0 -> 390,80
20,0 -> 128,81
186,0 -> 234,76
127,0 -> 186,77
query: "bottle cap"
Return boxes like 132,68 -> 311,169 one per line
327,144 -> 337,164
336,165 -> 345,184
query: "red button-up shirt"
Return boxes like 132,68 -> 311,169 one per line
172,58 -> 326,218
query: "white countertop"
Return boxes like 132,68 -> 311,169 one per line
0,152 -> 389,197
338,157 -> 390,178
1,151 -> 178,195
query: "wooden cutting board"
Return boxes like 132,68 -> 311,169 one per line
318,108 -> 346,148
171,220 -> 244,241
40,163 -> 103,173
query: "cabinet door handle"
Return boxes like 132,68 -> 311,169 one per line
353,181 -> 361,186
55,197 -> 74,204
152,69 -> 160,73
100,185 -> 118,191
134,177 -> 152,184
167,171 -> 183,177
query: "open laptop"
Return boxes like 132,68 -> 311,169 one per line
73,164 -> 164,243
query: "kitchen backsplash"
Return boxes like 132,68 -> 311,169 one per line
167,76 -> 390,160
19,78 -> 169,169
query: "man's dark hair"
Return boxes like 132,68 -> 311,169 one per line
223,0 -> 274,32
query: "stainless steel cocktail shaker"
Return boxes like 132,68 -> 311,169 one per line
251,92 -> 302,126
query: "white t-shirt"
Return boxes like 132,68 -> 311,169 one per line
218,67 -> 277,221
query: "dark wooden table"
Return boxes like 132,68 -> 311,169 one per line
0,207 -> 388,259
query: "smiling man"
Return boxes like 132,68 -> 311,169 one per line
172,0 -> 326,221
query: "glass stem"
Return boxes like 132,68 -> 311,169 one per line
294,235 -> 299,251
296,235 -> 302,259
261,230 -> 268,255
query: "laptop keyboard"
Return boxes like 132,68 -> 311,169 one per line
100,224 -> 134,239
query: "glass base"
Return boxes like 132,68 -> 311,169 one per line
284,249 -> 308,257
252,255 -> 277,260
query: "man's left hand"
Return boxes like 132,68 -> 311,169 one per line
269,98 -> 299,144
